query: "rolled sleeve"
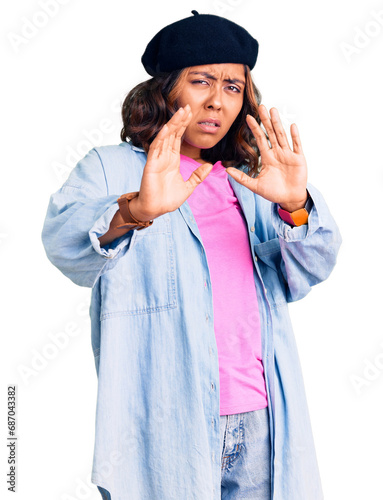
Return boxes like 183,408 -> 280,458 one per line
268,182 -> 342,302
271,183 -> 321,242
41,148 -> 135,288
89,200 -> 134,259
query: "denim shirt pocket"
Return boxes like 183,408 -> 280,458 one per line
99,216 -> 177,319
254,237 -> 287,308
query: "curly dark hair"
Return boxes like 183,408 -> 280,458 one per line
120,64 -> 264,178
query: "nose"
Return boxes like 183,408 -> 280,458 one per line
205,85 -> 222,110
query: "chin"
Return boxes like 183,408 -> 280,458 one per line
185,137 -> 222,150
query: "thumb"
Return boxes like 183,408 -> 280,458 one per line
226,167 -> 258,192
187,162 -> 214,188
225,167 -> 245,183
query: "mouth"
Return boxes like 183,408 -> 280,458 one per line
197,119 -> 221,127
197,119 -> 221,134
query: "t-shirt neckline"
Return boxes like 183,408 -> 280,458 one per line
179,154 -> 225,174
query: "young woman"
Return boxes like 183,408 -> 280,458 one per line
42,10 -> 342,500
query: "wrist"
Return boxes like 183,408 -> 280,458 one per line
116,192 -> 154,231
278,191 -> 312,227
279,191 -> 308,213
128,196 -> 153,223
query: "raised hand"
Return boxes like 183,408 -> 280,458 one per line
225,104 -> 308,212
129,104 -> 214,221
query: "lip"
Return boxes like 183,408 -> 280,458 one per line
198,118 -> 221,127
197,118 -> 221,134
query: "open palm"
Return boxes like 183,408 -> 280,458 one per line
132,104 -> 213,221
226,105 -> 308,211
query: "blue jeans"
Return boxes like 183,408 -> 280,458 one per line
97,485 -> 111,500
220,407 -> 272,499
97,407 -> 271,499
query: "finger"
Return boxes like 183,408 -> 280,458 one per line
185,162 -> 214,193
290,123 -> 303,154
176,106 -> 192,137
270,107 -> 290,149
149,106 -> 187,154
257,104 -> 279,149
171,106 -> 192,142
246,114 -> 270,154
153,107 -> 186,143
149,105 -> 192,159
225,167 -> 260,194
173,109 -> 193,153
148,119 -> 174,158
165,106 -> 192,153
148,124 -> 168,161
160,126 -> 171,158
163,106 -> 190,149
166,105 -> 188,133
150,118 -> 170,148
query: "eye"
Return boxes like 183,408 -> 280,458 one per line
190,80 -> 241,93
227,85 -> 241,93
191,79 -> 209,85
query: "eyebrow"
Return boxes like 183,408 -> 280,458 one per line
189,71 -> 245,87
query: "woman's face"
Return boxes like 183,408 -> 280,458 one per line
176,63 -> 245,161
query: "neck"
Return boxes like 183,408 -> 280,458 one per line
180,140 -> 202,163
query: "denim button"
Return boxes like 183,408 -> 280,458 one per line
250,226 -> 255,232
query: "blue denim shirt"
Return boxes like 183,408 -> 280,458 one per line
41,141 -> 342,500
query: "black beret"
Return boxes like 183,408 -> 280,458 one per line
141,10 -> 259,76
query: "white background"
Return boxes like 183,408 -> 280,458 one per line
1,0 -> 383,498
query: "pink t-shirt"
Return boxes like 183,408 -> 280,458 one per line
179,155 -> 268,415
